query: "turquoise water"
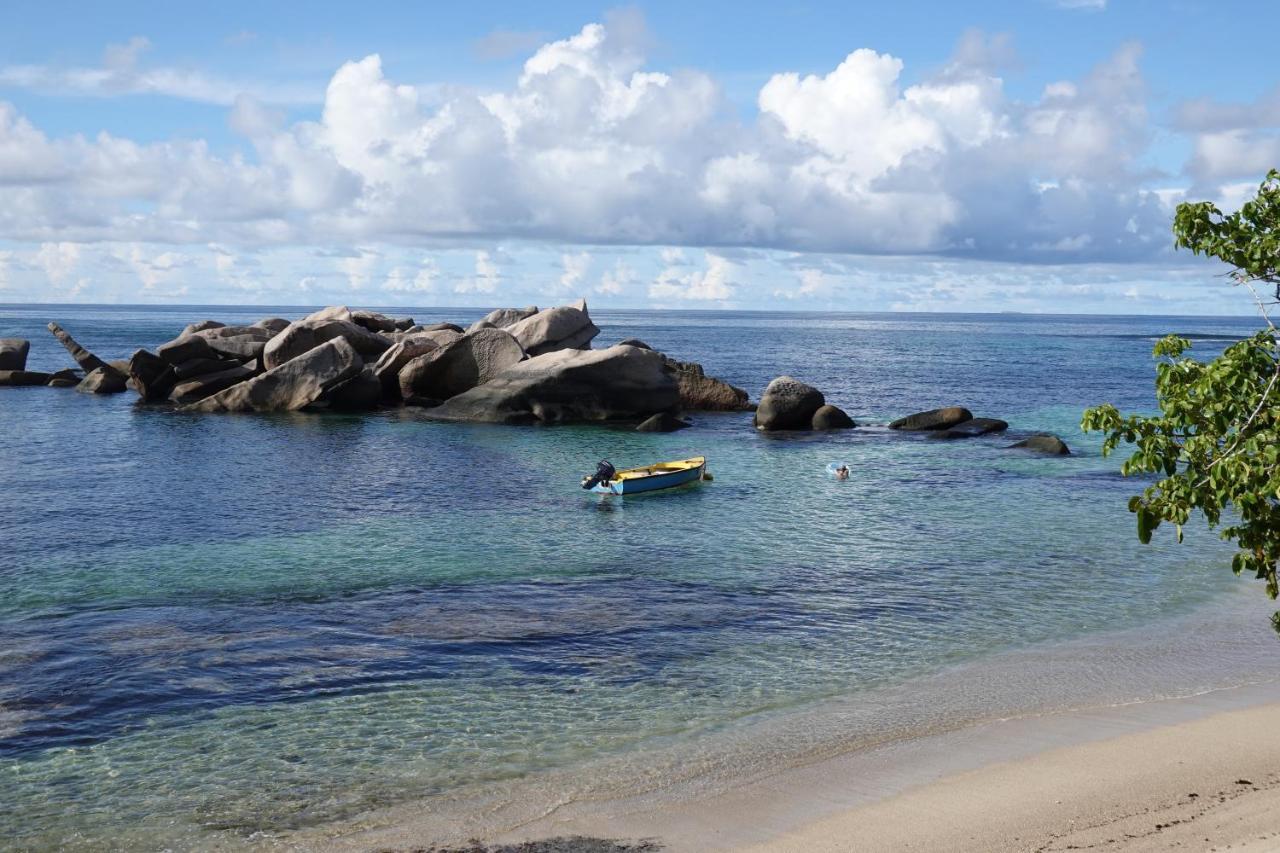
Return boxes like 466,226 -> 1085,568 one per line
0,306 -> 1267,849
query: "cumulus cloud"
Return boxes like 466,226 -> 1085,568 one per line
456,250 -> 500,293
650,251 -> 735,301
383,258 -> 439,293
0,19 -> 1194,272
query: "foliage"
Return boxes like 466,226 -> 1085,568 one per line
1082,170 -> 1280,631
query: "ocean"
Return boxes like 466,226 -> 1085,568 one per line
1,304 -> 1276,850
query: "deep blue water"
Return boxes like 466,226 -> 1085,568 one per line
0,305 -> 1265,849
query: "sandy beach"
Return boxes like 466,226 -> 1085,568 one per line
317,682 -> 1280,853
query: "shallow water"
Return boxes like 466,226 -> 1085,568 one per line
0,305 -> 1270,849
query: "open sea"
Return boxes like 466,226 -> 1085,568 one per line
2,304 -> 1278,850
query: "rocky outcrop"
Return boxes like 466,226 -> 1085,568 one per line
46,369 -> 80,388
754,376 -> 825,430
262,319 -> 390,370
428,344 -> 678,424
889,407 -> 974,431
505,304 -> 599,356
1008,433 -> 1071,455
478,306 -> 538,329
373,337 -> 442,399
663,357 -> 750,411
190,338 -> 362,413
419,322 -> 465,334
157,334 -> 217,365
930,417 -> 1009,440
169,364 -> 256,404
398,328 -> 525,402
181,320 -> 225,336
191,327 -> 271,360
325,366 -> 382,411
127,349 -> 177,401
618,338 -> 651,349
253,317 -> 291,335
172,357 -> 234,380
812,404 -> 856,430
0,339 -> 30,371
76,367 -> 129,394
636,412 -> 691,432
0,370 -> 53,386
47,323 -> 115,376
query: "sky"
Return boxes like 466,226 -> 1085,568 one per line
0,0 -> 1277,314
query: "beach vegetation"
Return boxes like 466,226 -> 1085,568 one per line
1082,169 -> 1280,631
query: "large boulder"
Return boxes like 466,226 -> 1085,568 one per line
478,306 -> 538,329
324,366 -> 382,411
172,357 -> 235,380
812,404 -> 856,430
76,367 -> 129,395
1008,433 -> 1071,455
47,322 -> 115,375
252,317 -> 291,335
428,344 -> 679,424
157,334 -> 217,365
169,364 -> 256,404
46,369 -> 80,388
636,412 -> 691,432
0,370 -> 53,386
505,304 -> 599,356
197,334 -> 266,361
0,339 -> 30,371
930,417 -> 1009,440
754,376 -> 825,430
262,319 -> 390,370
127,349 -> 177,401
663,357 -> 750,411
350,310 -> 414,334
302,306 -> 353,324
372,337 -> 442,399
889,407 -> 973,431
190,338 -> 362,413
180,320 -> 225,337
397,328 -> 525,401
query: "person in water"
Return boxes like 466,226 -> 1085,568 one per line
834,464 -> 849,480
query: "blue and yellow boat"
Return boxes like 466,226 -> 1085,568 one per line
581,456 -> 707,495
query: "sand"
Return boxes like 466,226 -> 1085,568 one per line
310,682 -> 1280,852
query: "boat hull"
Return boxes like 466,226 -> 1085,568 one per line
589,458 -> 706,495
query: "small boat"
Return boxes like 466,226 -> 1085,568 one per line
581,456 -> 707,495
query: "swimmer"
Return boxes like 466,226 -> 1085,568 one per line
834,464 -> 849,480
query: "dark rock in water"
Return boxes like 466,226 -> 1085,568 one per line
127,349 -> 176,401
636,412 -> 691,432
664,356 -> 750,411
479,306 -> 539,329
324,366 -> 382,411
373,337 -> 442,400
253,317 -> 291,335
812,404 -> 856,430
404,394 -> 443,408
0,370 -> 53,386
172,357 -> 234,380
754,376 -> 825,430
1008,433 -> 1071,455
190,338 -> 362,413
263,318 -> 390,369
930,417 -> 1009,439
157,334 -> 216,365
618,338 -> 651,349
46,369 -> 81,388
398,328 -> 525,402
181,320 -> 224,337
428,344 -> 678,424
0,339 -> 30,371
506,302 -> 599,356
889,406 -> 973,431
168,363 -> 255,404
47,322 -> 114,375
76,367 -> 129,394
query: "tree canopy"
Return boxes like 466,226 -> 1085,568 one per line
1082,169 -> 1280,631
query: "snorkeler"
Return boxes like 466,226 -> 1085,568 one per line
835,464 -> 849,480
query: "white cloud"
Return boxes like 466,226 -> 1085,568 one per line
1056,0 -> 1106,9
383,258 -> 439,293
34,241 -> 80,284
650,252 -> 734,301
597,258 -> 635,295
337,249 -> 380,290
455,250 -> 500,294
558,252 -> 590,292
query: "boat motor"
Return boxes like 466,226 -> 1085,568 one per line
581,460 -> 617,490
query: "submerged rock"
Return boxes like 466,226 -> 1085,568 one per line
930,417 -> 1009,440
0,370 -> 52,386
428,344 -> 678,424
1008,433 -> 1071,455
190,338 -> 362,413
0,339 -> 30,371
812,404 -> 856,430
46,369 -> 81,388
76,367 -> 129,395
754,376 -> 825,430
889,406 -> 974,431
636,412 -> 691,432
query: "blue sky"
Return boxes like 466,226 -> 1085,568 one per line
0,0 -> 1276,313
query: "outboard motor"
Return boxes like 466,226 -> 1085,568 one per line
581,460 -> 617,490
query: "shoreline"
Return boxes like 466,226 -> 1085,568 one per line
292,588 -> 1280,852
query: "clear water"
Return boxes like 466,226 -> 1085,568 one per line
0,305 -> 1268,850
